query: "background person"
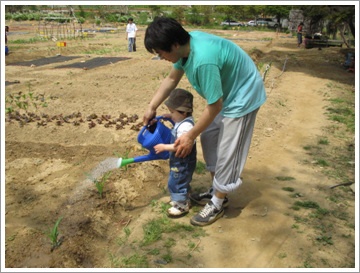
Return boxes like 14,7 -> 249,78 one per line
154,88 -> 197,218
143,17 -> 266,226
297,22 -> 304,47
5,25 -> 9,55
126,18 -> 137,52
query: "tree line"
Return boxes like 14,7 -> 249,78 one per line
4,4 -> 355,38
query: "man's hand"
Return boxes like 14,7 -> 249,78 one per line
174,133 -> 194,158
143,108 -> 156,126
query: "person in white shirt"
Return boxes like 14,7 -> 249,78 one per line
126,18 -> 138,52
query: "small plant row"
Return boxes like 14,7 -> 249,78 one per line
5,111 -> 143,131
5,90 -> 53,113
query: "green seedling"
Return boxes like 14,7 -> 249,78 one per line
5,91 -> 50,114
46,216 -> 63,251
93,171 -> 111,198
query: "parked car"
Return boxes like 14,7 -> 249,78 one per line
256,18 -> 279,28
268,20 -> 279,28
256,19 -> 270,27
221,20 -> 244,27
246,20 -> 257,26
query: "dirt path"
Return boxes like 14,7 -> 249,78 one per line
3,22 -> 356,269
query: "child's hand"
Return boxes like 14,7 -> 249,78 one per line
154,144 -> 165,154
162,113 -> 172,119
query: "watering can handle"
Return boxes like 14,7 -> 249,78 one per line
138,116 -> 174,143
154,115 -> 175,126
144,115 -> 174,130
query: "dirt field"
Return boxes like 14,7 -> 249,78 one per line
3,21 -> 356,270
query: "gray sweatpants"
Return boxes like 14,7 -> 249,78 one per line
200,108 -> 259,194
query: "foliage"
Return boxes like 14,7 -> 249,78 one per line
137,12 -> 149,25
171,6 -> 185,22
5,90 -> 50,114
186,6 -> 202,25
263,5 -> 292,22
298,5 -> 355,39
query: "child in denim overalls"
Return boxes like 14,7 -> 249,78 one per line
154,88 -> 197,217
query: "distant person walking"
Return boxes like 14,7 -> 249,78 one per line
297,22 -> 304,47
5,25 -> 9,55
126,18 -> 138,52
5,25 -> 9,44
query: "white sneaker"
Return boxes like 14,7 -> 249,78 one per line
167,200 -> 190,218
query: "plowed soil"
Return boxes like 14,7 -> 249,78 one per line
3,21 -> 356,270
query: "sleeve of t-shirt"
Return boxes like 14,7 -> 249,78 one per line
196,64 -> 223,105
173,60 -> 183,70
177,122 -> 194,137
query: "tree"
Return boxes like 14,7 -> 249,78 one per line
149,5 -> 162,19
199,5 -> 214,25
187,6 -> 201,25
215,5 -> 239,21
299,5 -> 355,46
264,5 -> 292,23
327,5 -> 355,38
5,5 -> 25,13
171,6 -> 185,22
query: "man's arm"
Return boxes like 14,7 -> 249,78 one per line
174,98 -> 223,158
143,67 -> 184,125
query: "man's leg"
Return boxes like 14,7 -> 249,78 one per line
190,109 -> 259,226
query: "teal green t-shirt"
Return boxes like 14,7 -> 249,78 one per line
174,31 -> 266,118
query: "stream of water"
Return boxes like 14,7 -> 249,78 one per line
68,157 -> 120,204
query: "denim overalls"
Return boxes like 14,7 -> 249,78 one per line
168,117 -> 197,203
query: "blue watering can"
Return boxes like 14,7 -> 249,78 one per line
117,116 -> 174,167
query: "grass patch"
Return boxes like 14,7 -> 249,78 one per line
141,215 -> 199,246
318,138 -> 329,145
314,158 -> 329,167
326,97 -> 355,133
315,234 -> 333,245
83,48 -> 114,55
294,200 -> 320,209
10,37 -> 48,44
304,84 -> 354,187
121,253 -> 149,268
276,176 -> 295,181
195,160 -> 207,174
109,200 -> 207,267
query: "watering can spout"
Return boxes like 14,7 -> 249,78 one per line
117,157 -> 135,168
117,153 -> 168,168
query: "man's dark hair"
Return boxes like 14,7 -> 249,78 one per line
144,17 -> 190,53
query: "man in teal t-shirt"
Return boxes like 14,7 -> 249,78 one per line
143,17 -> 266,227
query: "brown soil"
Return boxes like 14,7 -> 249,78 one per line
3,21 -> 356,269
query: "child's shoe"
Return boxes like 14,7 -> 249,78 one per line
167,200 -> 190,218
